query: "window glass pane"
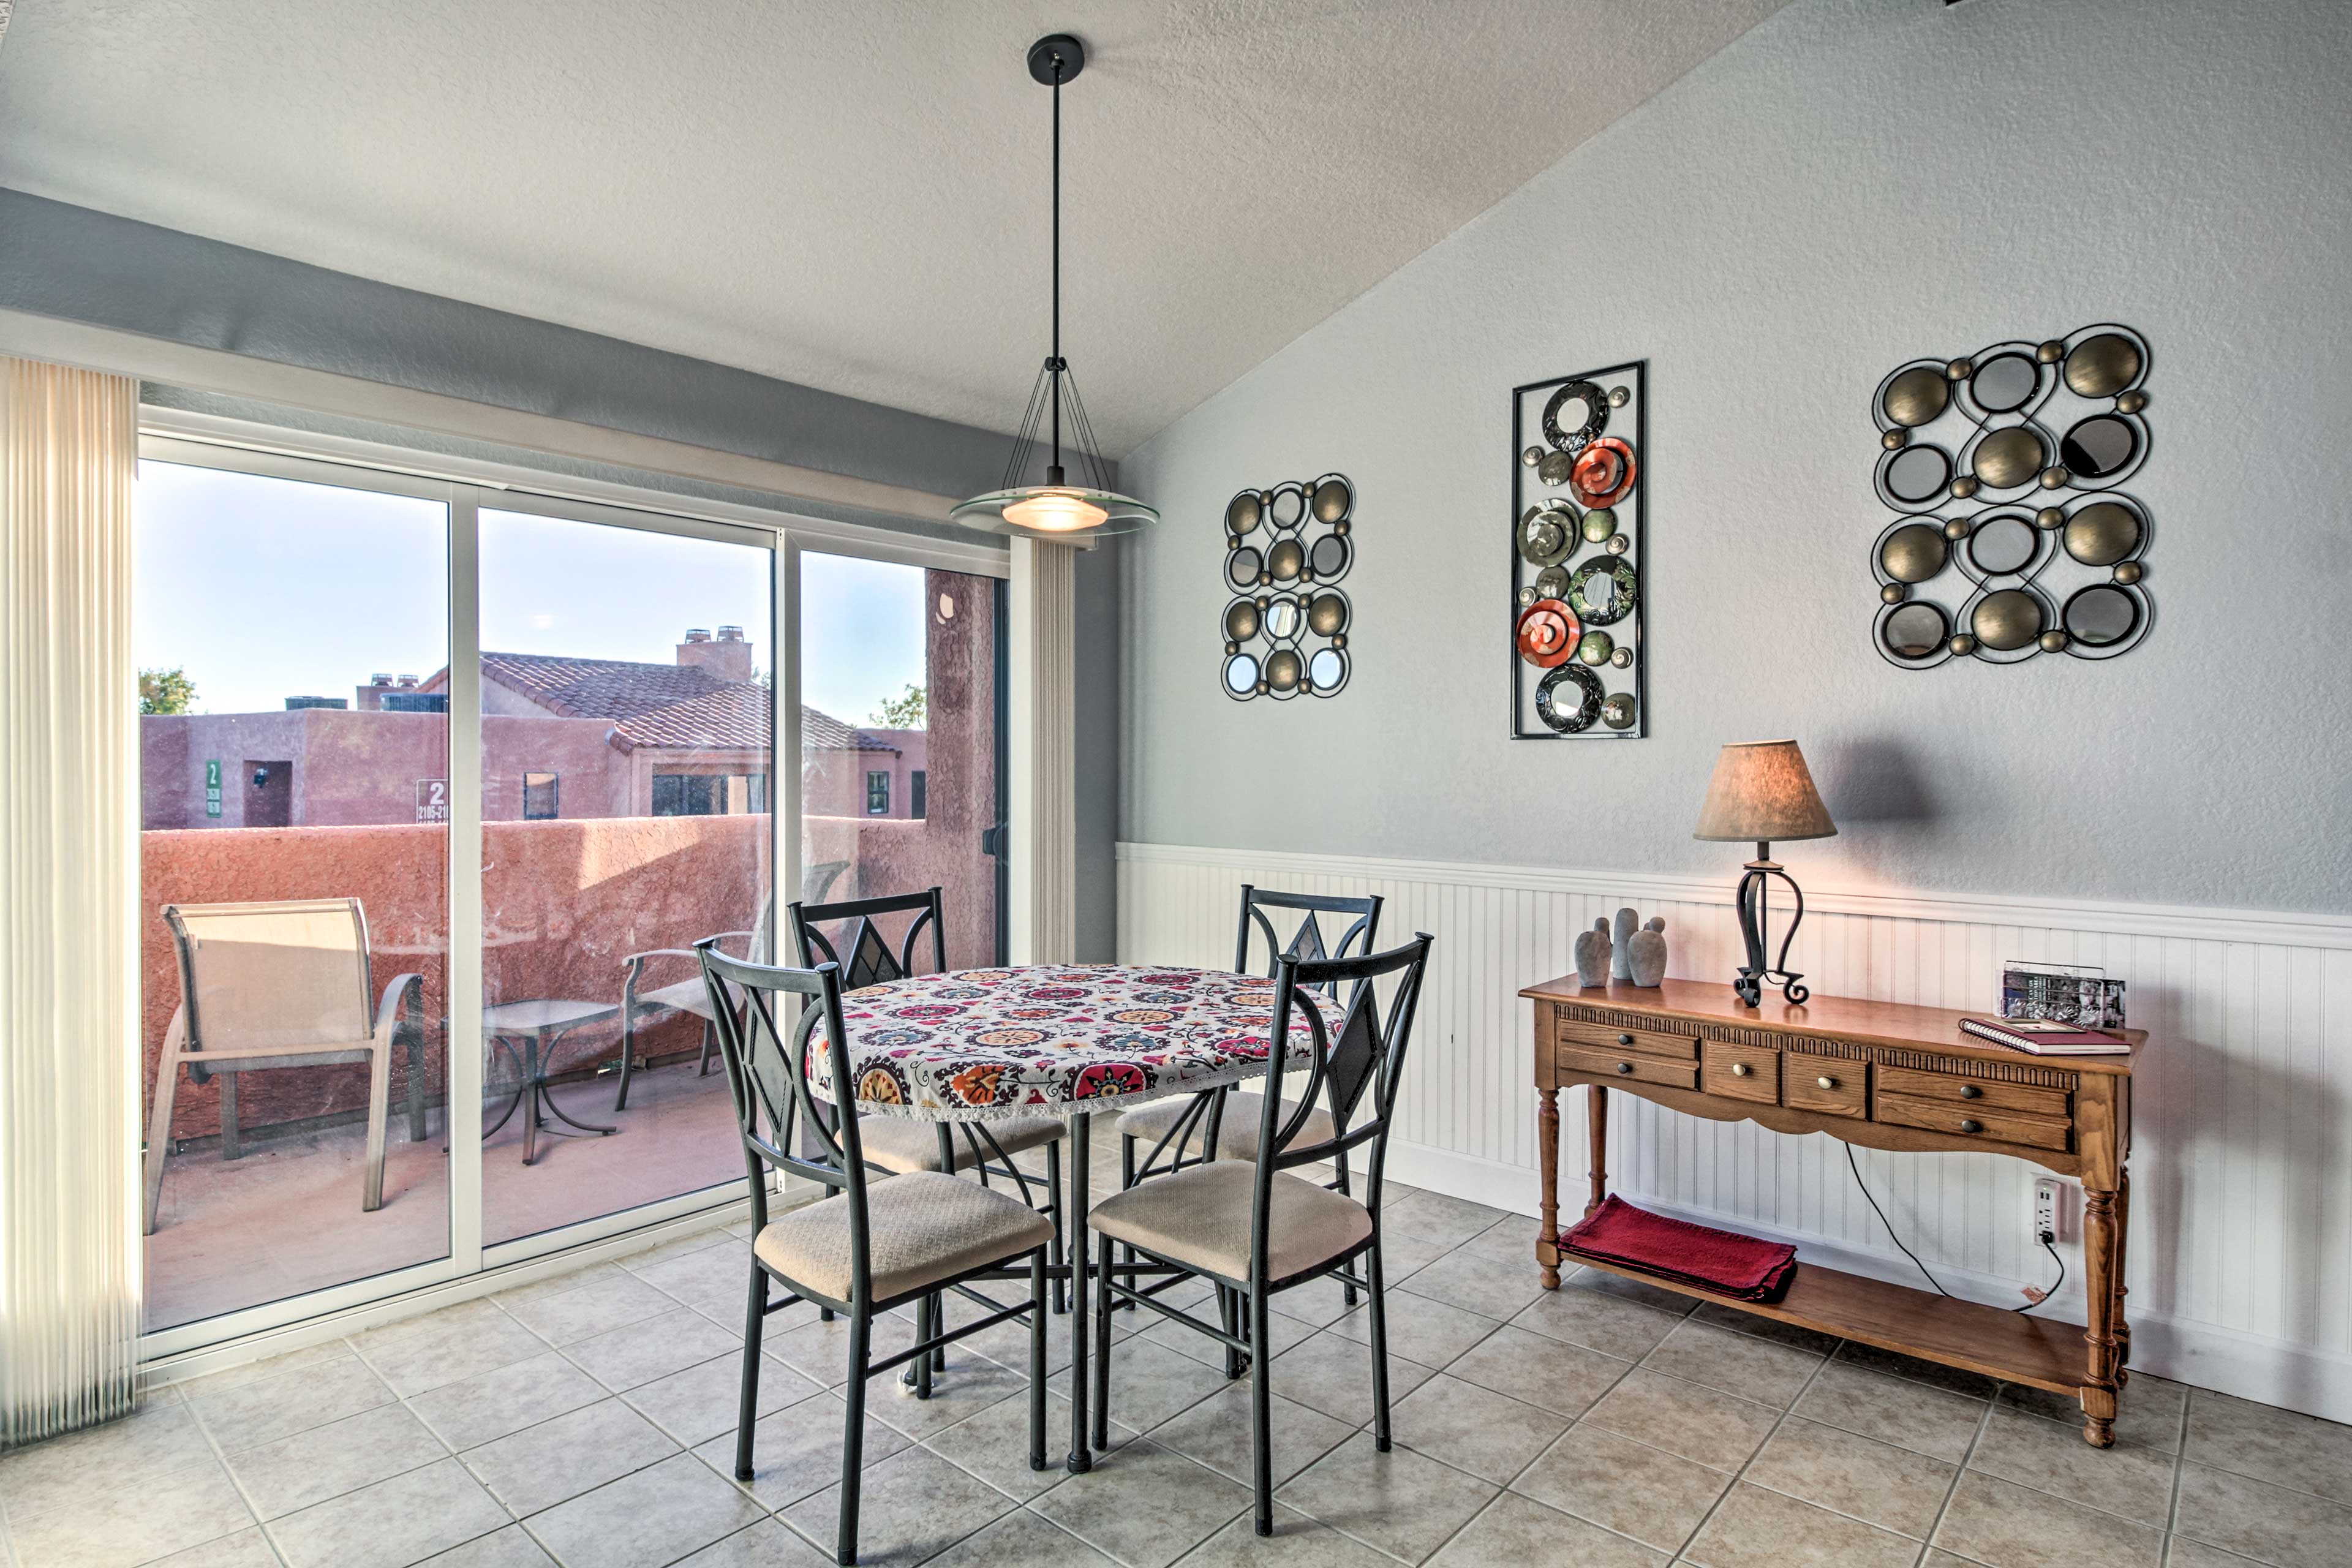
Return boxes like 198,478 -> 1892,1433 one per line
479,510 -> 771,1245
800,556 -> 999,964
135,459 -> 451,1332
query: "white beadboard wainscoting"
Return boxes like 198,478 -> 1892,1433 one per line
1117,840 -> 2352,1422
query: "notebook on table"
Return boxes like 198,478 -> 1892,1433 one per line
1958,1016 -> 2132,1055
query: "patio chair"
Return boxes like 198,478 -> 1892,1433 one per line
144,899 -> 424,1235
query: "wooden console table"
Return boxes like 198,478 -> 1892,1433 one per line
1523,976 -> 2141,1446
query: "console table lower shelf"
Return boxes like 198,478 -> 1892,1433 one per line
1524,974 -> 2141,1446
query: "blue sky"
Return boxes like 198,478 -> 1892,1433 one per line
135,459 -> 929,727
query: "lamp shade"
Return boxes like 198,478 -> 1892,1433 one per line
1692,740 -> 1838,843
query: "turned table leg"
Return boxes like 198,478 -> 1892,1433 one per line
1586,1083 -> 1610,1218
2081,1184 -> 2120,1447
2113,1167 -> 2133,1385
1537,1087 -> 1561,1289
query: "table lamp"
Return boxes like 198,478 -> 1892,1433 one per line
1693,740 -> 1838,1006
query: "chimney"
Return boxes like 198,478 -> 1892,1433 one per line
676,624 -> 753,682
397,673 -> 419,688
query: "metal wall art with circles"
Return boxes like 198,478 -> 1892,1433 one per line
1222,472 -> 1354,699
1869,325 -> 2153,668
1513,363 -> 1645,737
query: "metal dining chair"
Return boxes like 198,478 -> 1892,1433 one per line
698,942 -> 1051,1567
1086,933 -> 1434,1536
788,888 -> 1068,1310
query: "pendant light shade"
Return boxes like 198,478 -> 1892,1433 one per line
952,34 -> 1158,540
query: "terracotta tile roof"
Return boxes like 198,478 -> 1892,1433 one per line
477,651 -> 892,754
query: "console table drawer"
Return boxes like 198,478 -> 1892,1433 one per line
1558,1016 -> 1698,1062
1784,1057 -> 1867,1118
1875,1091 -> 2072,1153
1877,1063 -> 2070,1119
1558,1043 -> 1700,1091
1702,1039 -> 1779,1104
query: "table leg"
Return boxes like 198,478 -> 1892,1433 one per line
533,1026 -> 622,1142
1587,1084 -> 1610,1218
1537,1087 -> 1561,1290
2081,1184 -> 2120,1447
1065,1110 -> 1093,1475
522,1036 -> 541,1166
2114,1167 -> 2132,1385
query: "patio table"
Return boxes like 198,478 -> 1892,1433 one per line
483,998 -> 622,1166
810,962 -> 1332,1474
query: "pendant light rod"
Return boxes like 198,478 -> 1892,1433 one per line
1050,53 -> 1063,485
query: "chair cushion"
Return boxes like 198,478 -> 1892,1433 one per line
1087,1159 -> 1371,1284
753,1170 -> 1052,1303
856,1114 -> 1065,1176
632,976 -> 716,1022
1116,1090 -> 1333,1163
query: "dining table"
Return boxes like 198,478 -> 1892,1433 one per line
810,960 -> 1332,1474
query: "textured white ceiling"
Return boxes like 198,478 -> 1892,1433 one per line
0,0 -> 1786,453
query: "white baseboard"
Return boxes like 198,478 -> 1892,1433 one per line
1385,1137 -> 2352,1426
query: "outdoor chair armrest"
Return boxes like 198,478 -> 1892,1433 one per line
374,972 -> 425,1044
622,932 -> 758,981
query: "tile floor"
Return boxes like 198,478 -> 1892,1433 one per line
11,1162 -> 2352,1568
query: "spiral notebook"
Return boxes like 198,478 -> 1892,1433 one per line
1959,1016 -> 2132,1055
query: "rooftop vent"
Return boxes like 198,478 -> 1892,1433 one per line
285,696 -> 349,710
717,625 -> 745,642
371,673 -> 394,687
683,627 -> 712,643
397,674 -> 418,688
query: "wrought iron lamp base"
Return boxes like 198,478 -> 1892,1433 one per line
1732,847 -> 1810,1007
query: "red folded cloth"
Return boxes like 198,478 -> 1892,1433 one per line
1561,1195 -> 1798,1303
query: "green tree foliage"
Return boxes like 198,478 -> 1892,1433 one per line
869,684 -> 925,729
138,666 -> 198,715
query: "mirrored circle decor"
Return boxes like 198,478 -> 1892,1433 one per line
1267,483 -> 1307,530
1972,588 -> 2045,651
1580,507 -> 1616,543
1570,439 -> 1638,508
1880,364 -> 1950,428
1310,475 -> 1353,524
1515,599 -> 1582,668
1226,492 -> 1263,535
1542,380 -> 1609,452
1569,556 -> 1638,625
1602,692 -> 1638,731
1532,565 -> 1570,602
1306,647 -> 1348,695
1267,538 -> 1305,582
1880,443 -> 1951,508
1518,506 -> 1575,566
1966,514 -> 2040,576
1265,598 -> 1303,641
1223,598 -> 1262,643
1306,590 -> 1349,637
1883,600 -> 1950,661
1972,425 -> 2046,489
1537,450 -> 1576,487
2065,332 -> 2143,398
1308,532 -> 1352,581
1535,663 -> 1604,733
1579,629 -> 1615,666
1265,647 -> 1304,696
2063,500 -> 2143,565
2060,414 -> 2141,480
1226,546 -> 1264,589
1223,652 -> 1260,698
1968,352 -> 2041,414
1880,522 -> 1949,583
2063,582 -> 2141,647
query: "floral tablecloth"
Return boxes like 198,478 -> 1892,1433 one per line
809,963 -> 1330,1121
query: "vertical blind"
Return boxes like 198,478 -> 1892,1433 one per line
0,356 -> 141,1447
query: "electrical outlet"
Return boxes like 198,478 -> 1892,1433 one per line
2033,1177 -> 2061,1244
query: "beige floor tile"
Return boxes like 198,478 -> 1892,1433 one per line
0,1399 -> 221,1518
1830,1341 -> 1999,1400
352,1300 -> 549,1398
417,1526 -> 557,1567
1510,1281 -> 1686,1362
1686,1303 -> 1839,1355
616,1226 -> 734,1274
673,1520 -> 835,1568
1264,1330 -> 1436,1425
189,1354 -> 396,1455
1931,1471 -> 2163,1568
1266,1273 -> 1365,1330
1382,1193 -> 1512,1250
1564,1268 -> 1699,1319
1152,1384 -> 1359,1490
918,1391 -> 1083,1501
945,1284 -> 1125,1379
761,1311 -> 920,1389
622,1350 -> 824,1448
2173,1460 -> 2352,1568
1175,1506 -> 1397,1567
1392,1374 -> 1570,1483
227,1401 -> 449,1520
1511,1423 -> 1730,1553
265,1458 -> 510,1568
2185,1390 -> 2352,1506
170,1342 -> 355,1400
1432,1493 -> 1665,1567
1326,1293 -> 1499,1371
922,1509 -> 1117,1568
1742,1416 -> 1953,1539
6,1457 -> 253,1568
632,1243 -> 775,1327
1090,1338 -> 1236,1431
1446,1325 -> 1632,1418
409,1352 -> 608,1452
500,1273 -> 676,1348
492,1261 -> 628,1310
1583,1370 -> 1781,1473
867,1354 -> 1036,1442
459,1398 -> 677,1517
1457,1217 -> 1547,1267
2163,1537 -> 2269,1567
780,1446 -> 1014,1567
1640,1321 -> 1824,1409
1137,1304 -> 1314,1370
1967,1409 -> 2178,1526
145,1528 -> 282,1568
1684,1482 -> 1919,1568
1031,1441 -> 1254,1568
1274,1431 -> 1500,1563
1396,1250 -> 1552,1324
561,1306 -> 740,1393
689,1390 -> 914,1510
528,1452 -> 766,1568
1999,1374 -> 2187,1452
1791,1362 -> 1986,1463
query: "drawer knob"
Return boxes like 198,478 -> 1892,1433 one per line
1615,1061 -> 1635,1074
1618,1033 -> 1635,1046
1961,1118 -> 1983,1134
1959,1083 -> 1983,1099
1731,1062 -> 1751,1077
1817,1075 -> 1837,1090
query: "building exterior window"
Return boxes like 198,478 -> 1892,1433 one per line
910,769 -> 927,820
654,774 -> 722,816
522,772 -> 559,821
866,771 -> 889,815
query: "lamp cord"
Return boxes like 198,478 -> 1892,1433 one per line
1844,1144 -> 2064,1314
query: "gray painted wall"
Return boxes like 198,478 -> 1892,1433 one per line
1,186 -> 1120,948
1120,0 -> 2352,918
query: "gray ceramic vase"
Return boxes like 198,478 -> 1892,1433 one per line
1574,918 -> 1612,987
1611,907 -> 1640,981
1629,916 -> 1668,987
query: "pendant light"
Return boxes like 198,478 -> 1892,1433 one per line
951,34 -> 1158,539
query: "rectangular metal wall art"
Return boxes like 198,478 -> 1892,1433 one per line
1511,361 -> 1646,738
